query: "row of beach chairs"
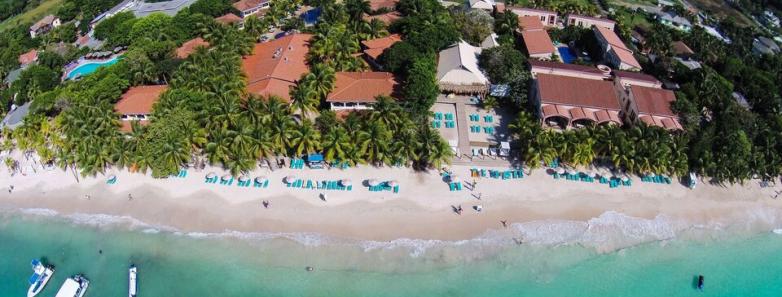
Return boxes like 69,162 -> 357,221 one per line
471,168 -> 524,179
368,183 -> 400,193
433,112 -> 454,121
289,159 -> 305,169
175,169 -> 187,178
468,114 -> 494,123
449,182 -> 463,191
641,175 -> 672,184
287,179 -> 353,191
551,172 -> 632,188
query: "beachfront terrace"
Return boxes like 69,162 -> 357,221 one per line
432,95 -> 512,165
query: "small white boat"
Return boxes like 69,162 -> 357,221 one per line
54,275 -> 89,297
28,259 -> 54,297
129,264 -> 138,297
773,229 -> 782,235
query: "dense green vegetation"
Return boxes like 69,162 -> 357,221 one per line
0,0 -> 453,177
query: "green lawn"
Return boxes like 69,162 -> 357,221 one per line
0,0 -> 64,32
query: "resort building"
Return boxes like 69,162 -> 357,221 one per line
612,70 -> 662,89
672,41 -> 694,58
114,85 -> 168,132
468,0 -> 495,11
175,37 -> 209,59
593,26 -> 641,71
481,33 -> 499,49
752,37 -> 780,56
657,11 -> 692,32
506,7 -> 558,27
233,0 -> 270,18
18,50 -> 38,66
361,34 -> 402,69
520,29 -> 556,60
368,0 -> 398,12
436,41 -> 489,95
29,15 -> 61,38
566,14 -> 615,30
242,33 -> 312,102
326,72 -> 398,111
529,60 -> 610,80
215,13 -> 243,25
619,85 -> 681,130
518,15 -> 545,31
0,102 -> 31,130
91,0 -> 196,25
531,73 -> 623,129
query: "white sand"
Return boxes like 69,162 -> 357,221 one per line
1,152 -> 782,241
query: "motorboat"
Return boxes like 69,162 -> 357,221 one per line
129,264 -> 138,297
28,259 -> 54,297
55,275 -> 89,297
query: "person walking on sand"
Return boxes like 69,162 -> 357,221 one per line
262,200 -> 270,208
127,193 -> 133,201
501,220 -> 508,228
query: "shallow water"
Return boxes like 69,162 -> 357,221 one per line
1,211 -> 781,296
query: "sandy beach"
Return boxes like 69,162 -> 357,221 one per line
2,152 -> 782,243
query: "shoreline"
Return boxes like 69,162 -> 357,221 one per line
2,160 -> 782,247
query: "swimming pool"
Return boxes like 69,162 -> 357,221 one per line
66,56 -> 120,80
557,46 -> 577,64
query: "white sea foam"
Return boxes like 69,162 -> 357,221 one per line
5,206 -> 782,257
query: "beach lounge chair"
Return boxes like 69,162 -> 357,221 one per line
393,185 -> 399,193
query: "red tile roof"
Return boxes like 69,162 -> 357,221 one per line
521,30 -> 556,55
568,14 -> 616,24
176,37 -> 209,59
369,0 -> 397,11
242,34 -> 313,102
614,70 -> 660,84
115,85 -> 168,115
672,41 -> 694,56
518,16 -> 544,31
594,26 -> 641,69
327,72 -> 398,103
536,74 -> 620,110
216,13 -> 242,24
233,0 -> 265,11
529,60 -> 607,76
361,34 -> 402,60
363,12 -> 401,25
630,85 -> 676,117
18,49 -> 38,65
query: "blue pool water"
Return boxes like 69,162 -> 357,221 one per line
557,47 -> 577,64
66,56 -> 120,80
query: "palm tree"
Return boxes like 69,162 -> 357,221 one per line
304,64 -> 336,101
290,120 -> 322,156
345,0 -> 371,23
243,15 -> 268,40
321,125 -> 352,163
360,121 -> 392,165
289,82 -> 319,117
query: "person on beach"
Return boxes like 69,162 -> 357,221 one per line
501,220 -> 508,228
128,193 -> 133,201
262,200 -> 269,208
85,194 -> 91,200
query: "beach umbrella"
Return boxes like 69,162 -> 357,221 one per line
557,167 -> 566,175
221,174 -> 232,181
206,172 -> 217,179
107,174 -> 116,180
450,176 -> 461,183
239,175 -> 250,182
367,179 -> 380,186
339,179 -> 352,186
621,176 -> 630,182
285,175 -> 297,183
255,176 -> 268,183
387,180 -> 398,187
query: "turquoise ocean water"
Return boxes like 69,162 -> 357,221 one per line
1,211 -> 781,296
